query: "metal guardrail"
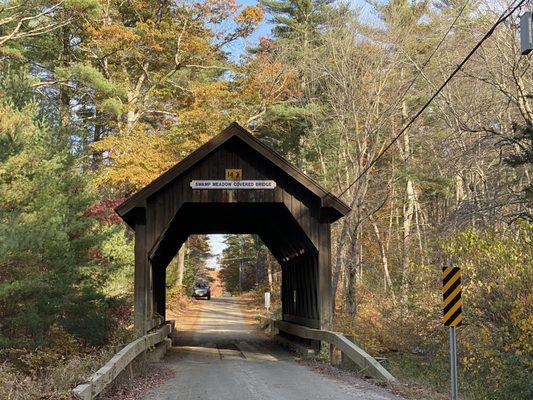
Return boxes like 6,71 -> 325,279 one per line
72,323 -> 172,400
274,320 -> 396,382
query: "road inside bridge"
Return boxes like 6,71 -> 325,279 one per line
142,298 -> 401,400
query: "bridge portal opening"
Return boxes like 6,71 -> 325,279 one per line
153,202 -> 320,329
164,233 -> 281,304
115,123 -> 349,337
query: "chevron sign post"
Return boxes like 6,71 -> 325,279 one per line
442,265 -> 463,400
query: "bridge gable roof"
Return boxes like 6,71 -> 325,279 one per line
115,122 -> 350,226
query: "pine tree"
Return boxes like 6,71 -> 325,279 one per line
261,0 -> 333,39
254,1 -> 335,170
0,84 -> 112,347
218,235 -> 269,293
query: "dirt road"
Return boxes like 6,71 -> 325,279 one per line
142,297 -> 402,400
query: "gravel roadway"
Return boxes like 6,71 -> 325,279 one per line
141,297 -> 402,400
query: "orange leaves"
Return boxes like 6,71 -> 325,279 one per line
134,20 -> 177,56
191,1 -> 264,44
82,0 -> 268,195
239,54 -> 299,106
234,6 -> 265,38
178,34 -> 213,62
193,0 -> 239,24
92,125 -> 178,191
91,81 -> 250,193
174,81 -> 244,149
87,24 -> 140,53
235,5 -> 264,25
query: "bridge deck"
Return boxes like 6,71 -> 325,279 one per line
140,298 -> 401,400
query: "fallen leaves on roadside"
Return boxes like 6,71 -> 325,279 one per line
101,365 -> 175,400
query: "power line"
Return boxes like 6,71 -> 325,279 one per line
337,0 -> 527,199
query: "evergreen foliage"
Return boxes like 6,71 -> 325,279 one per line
261,0 -> 333,39
0,95 -> 112,347
219,235 -> 269,293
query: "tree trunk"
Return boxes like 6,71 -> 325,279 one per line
400,86 -> 414,300
345,234 -> 358,316
402,178 -> 415,299
92,122 -> 104,170
358,229 -> 363,284
345,223 -> 359,316
331,218 -> 349,312
176,244 -> 186,290
59,26 -> 71,131
371,218 -> 394,293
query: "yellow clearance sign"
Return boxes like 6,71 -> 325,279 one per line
225,169 -> 242,180
442,266 -> 463,327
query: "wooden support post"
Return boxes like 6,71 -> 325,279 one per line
318,223 -> 332,330
134,209 -> 151,336
153,263 -> 166,322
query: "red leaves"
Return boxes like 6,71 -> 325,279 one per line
88,247 -> 106,265
85,198 -> 124,225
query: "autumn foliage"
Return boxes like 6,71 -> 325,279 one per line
0,0 -> 531,399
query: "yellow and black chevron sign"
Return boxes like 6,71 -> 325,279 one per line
442,266 -> 463,327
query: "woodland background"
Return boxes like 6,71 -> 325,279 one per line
0,0 -> 531,399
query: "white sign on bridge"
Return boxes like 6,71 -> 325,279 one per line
190,180 -> 276,189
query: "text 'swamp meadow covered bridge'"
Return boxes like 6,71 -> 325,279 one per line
115,122 -> 350,335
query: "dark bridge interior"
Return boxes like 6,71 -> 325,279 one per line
150,202 -> 320,328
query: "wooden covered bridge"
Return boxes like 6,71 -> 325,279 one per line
73,122 -> 396,400
115,122 -> 349,335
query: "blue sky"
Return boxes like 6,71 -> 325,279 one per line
207,234 -> 226,268
223,0 -> 272,61
226,0 -> 375,61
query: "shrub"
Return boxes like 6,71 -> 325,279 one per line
334,224 -> 532,399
